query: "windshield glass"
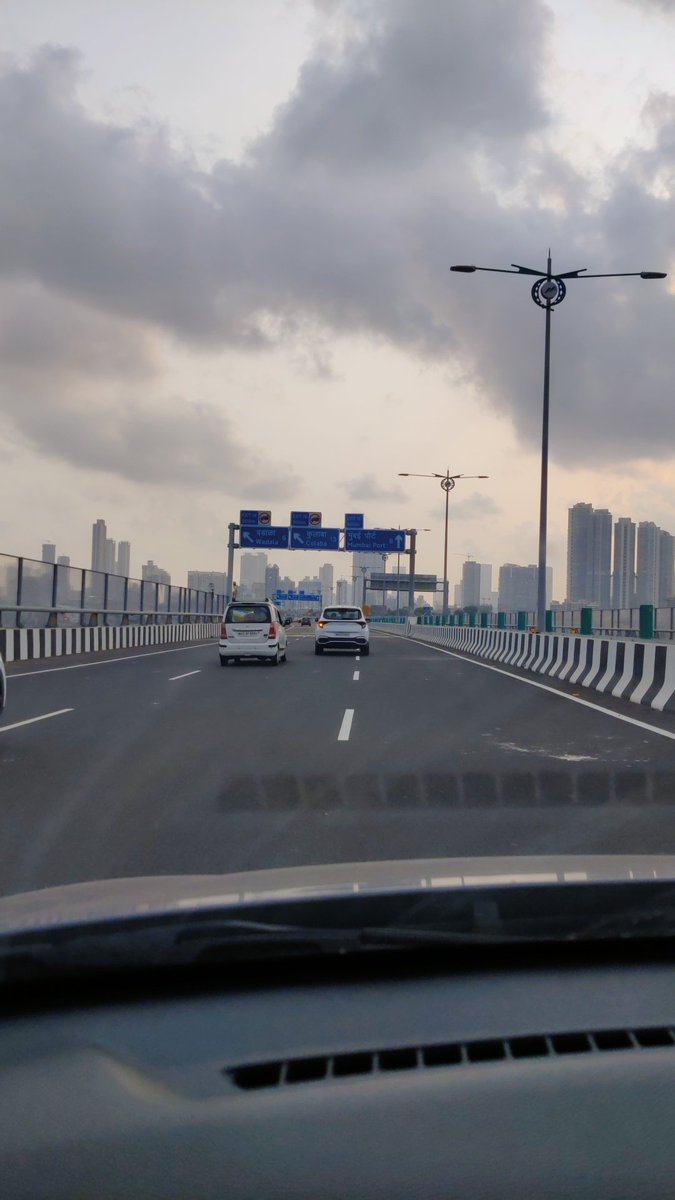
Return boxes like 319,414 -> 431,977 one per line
2,0 -> 675,941
226,604 -> 272,624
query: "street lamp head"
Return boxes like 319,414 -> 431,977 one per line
640,271 -> 667,279
398,473 -> 409,476
450,265 -> 477,273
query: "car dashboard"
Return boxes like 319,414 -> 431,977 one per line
3,943 -> 675,1197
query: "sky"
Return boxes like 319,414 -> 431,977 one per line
2,0 -> 675,599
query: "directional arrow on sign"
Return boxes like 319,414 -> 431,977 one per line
242,530 -> 254,545
294,533 -> 305,545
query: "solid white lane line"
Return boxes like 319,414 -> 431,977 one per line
8,642 -> 215,678
169,669 -> 202,681
353,670 -> 360,680
413,639 -> 675,743
338,708 -> 355,741
0,708 -> 74,734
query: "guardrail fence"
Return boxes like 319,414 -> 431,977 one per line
0,553 -> 227,628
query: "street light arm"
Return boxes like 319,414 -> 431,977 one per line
569,270 -> 667,280
398,471 -> 446,479
451,264 -> 544,276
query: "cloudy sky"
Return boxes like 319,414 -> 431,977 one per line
2,0 -> 675,598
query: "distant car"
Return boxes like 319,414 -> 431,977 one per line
300,616 -> 312,626
0,651 -> 5,716
219,602 -> 288,666
315,605 -> 370,655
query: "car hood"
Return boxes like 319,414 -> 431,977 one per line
2,854 -> 675,933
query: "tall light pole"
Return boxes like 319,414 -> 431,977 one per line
450,254 -> 666,631
398,471 -> 488,614
381,553 -> 388,611
360,564 -> 368,609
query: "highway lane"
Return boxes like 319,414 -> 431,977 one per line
2,628 -> 675,896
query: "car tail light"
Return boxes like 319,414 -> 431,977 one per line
318,620 -> 327,628
268,622 -> 279,640
359,620 -> 367,628
220,623 -> 227,638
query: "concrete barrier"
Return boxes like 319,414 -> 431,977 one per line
402,621 -> 675,714
0,622 -> 220,664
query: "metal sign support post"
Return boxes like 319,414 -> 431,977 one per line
226,522 -> 238,605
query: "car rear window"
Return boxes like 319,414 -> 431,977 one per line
225,604 -> 271,624
323,608 -> 361,620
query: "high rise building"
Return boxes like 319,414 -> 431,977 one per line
497,564 -> 553,611
142,560 -> 171,586
612,518 -> 636,608
188,571 -> 227,594
319,563 -> 334,604
116,541 -> 131,577
659,530 -> 675,604
636,522 -> 660,605
453,582 -> 463,608
91,519 -> 107,572
566,503 -> 612,604
104,538 -> 116,574
336,579 -> 349,603
56,555 -> 70,568
265,563 -> 280,599
462,561 -> 492,607
41,542 -> 56,563
239,552 -> 267,598
279,576 -> 295,596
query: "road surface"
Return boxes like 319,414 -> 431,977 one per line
2,629 -> 675,895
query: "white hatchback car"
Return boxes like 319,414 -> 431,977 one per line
315,605 -> 370,655
219,601 -> 288,666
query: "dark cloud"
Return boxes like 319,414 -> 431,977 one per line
345,473 -> 405,501
1,1 -> 675,481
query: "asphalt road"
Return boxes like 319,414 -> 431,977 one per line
2,628 -> 675,895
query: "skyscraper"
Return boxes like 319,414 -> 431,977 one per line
265,563 -> 280,599
91,519 -> 107,572
239,552 -> 267,598
56,555 -> 70,568
336,579 -> 349,603
612,518 -> 636,608
497,564 -> 554,611
188,571 -> 227,594
637,522 -> 660,605
566,503 -> 612,604
104,538 -> 116,574
116,541 -> 131,577
41,542 -> 56,563
659,530 -> 675,604
319,563 -> 334,604
142,560 -> 171,586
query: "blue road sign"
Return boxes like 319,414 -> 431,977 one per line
240,525 -> 289,549
290,528 -> 340,551
345,528 -> 406,553
291,511 -> 310,527
239,510 -> 271,527
345,513 -> 364,530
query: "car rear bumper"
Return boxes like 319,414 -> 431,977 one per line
316,636 -> 369,648
219,641 -> 279,658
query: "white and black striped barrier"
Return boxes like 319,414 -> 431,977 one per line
0,622 -> 220,664
388,622 -> 675,714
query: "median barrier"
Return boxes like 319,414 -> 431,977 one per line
0,621 -> 220,664
396,621 -> 675,714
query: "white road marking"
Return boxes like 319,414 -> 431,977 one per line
169,669 -> 202,681
8,641 -> 215,678
412,639 -> 675,743
0,708 -> 73,734
353,670 -> 360,680
338,708 -> 355,741
355,655 -> 360,661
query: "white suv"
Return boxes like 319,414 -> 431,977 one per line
315,606 -> 370,655
219,601 -> 288,666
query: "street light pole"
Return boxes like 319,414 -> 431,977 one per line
451,254 -> 666,632
381,553 -> 388,611
399,471 -> 488,615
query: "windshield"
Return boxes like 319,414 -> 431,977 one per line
2,0 -> 675,944
226,604 -> 272,624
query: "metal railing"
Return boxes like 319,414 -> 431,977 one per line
0,553 -> 226,629
413,605 -> 675,641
